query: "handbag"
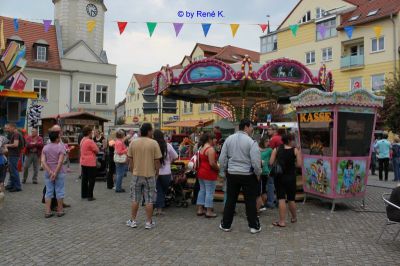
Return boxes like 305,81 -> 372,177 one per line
113,153 -> 127,163
270,146 -> 283,177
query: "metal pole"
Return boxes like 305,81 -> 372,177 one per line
158,95 -> 162,129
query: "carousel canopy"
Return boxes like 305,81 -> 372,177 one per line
164,119 -> 214,128
153,57 -> 334,108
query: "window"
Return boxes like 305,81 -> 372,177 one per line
7,101 -> 20,122
36,45 -> 47,62
371,74 -> 385,91
208,103 -> 213,111
299,11 -> 311,24
350,77 -> 363,90
183,102 -> 189,113
189,103 -> 193,113
316,18 -> 337,40
372,37 -> 384,52
322,47 -> 332,61
33,79 -> 48,101
348,15 -> 360,22
260,34 -> 277,53
200,103 -> 205,112
96,85 -> 108,105
367,9 -> 379,17
79,83 -> 91,103
305,51 -> 315,64
316,8 -> 326,19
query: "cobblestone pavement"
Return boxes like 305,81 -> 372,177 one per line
1,163 -> 400,265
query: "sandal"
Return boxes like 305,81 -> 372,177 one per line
291,218 -> 297,223
272,221 -> 286,227
205,213 -> 218,218
45,213 -> 53,218
196,212 -> 206,216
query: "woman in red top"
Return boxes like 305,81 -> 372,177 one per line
80,126 -> 99,201
196,133 -> 219,218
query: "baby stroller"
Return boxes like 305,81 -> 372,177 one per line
165,162 -> 191,208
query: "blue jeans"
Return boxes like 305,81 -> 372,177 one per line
196,179 -> 216,208
155,174 -> 172,208
8,156 -> 21,190
393,157 -> 400,181
266,175 -> 276,208
115,163 -> 127,191
44,172 -> 65,199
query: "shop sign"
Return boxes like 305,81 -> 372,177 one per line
64,119 -> 99,126
299,112 -> 332,123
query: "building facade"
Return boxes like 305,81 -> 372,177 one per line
260,0 -> 400,92
1,0 -> 116,133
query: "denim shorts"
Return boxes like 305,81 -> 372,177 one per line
130,176 -> 156,204
44,172 -> 65,199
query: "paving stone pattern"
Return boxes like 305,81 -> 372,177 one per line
1,164 -> 400,265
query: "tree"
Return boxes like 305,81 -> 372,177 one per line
380,72 -> 400,133
116,116 -> 125,125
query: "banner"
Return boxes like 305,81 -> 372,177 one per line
344,26 -> 354,39
317,24 -> 327,39
13,18 -> 19,32
117,21 -> 128,34
43,19 -> 52,32
201,23 -> 211,37
289,24 -> 299,37
173,23 -> 183,37
146,22 -> 157,37
373,26 -> 382,39
230,24 -> 240,38
87,20 -> 96,32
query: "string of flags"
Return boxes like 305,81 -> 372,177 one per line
2,17 -> 386,40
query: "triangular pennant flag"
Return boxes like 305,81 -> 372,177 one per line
87,20 -> 96,32
146,22 -> 157,37
202,23 -> 211,37
259,24 -> 268,33
230,24 -> 240,38
317,24 -> 327,39
0,20 -> 5,51
373,26 -> 382,39
289,24 -> 299,37
117,21 -> 128,34
173,23 -> 184,37
43,19 -> 52,32
344,26 -> 354,39
13,18 -> 19,32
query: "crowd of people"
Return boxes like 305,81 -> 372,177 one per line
5,119 -> 400,232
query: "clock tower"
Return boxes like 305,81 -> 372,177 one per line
53,0 -> 107,57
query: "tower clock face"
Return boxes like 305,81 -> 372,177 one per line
86,3 -> 98,17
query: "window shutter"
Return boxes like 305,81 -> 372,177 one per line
45,46 -> 49,61
32,44 -> 38,61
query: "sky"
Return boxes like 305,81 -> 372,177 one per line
0,0 -> 298,103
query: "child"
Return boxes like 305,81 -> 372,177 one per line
343,160 -> 354,193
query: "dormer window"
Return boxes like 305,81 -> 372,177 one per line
348,15 -> 360,22
367,9 -> 379,17
6,35 -> 24,47
299,11 -> 311,24
33,39 -> 49,62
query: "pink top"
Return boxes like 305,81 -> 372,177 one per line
115,139 -> 127,155
80,137 -> 99,167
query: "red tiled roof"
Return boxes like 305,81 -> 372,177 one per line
196,43 -> 222,54
192,43 -> 260,63
134,72 -> 158,89
339,0 -> 400,28
0,16 -> 61,70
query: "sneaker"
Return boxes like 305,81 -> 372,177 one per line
145,220 -> 155,229
259,206 -> 267,212
250,227 -> 262,234
126,219 -> 137,228
219,223 -> 232,232
112,186 -> 116,190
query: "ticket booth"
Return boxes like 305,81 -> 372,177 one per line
290,89 -> 384,211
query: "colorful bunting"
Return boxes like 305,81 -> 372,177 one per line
317,24 -> 327,39
146,22 -> 157,37
13,18 -> 19,32
87,20 -> 96,32
373,26 -> 382,39
173,23 -> 184,37
344,26 -> 354,39
259,24 -> 268,33
0,20 -> 5,51
230,24 -> 240,38
43,19 -> 52,32
289,24 -> 299,37
117,21 -> 128,34
201,23 -> 211,37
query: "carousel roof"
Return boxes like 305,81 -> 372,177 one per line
153,57 -> 333,108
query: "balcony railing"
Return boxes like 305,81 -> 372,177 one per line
340,54 -> 364,69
